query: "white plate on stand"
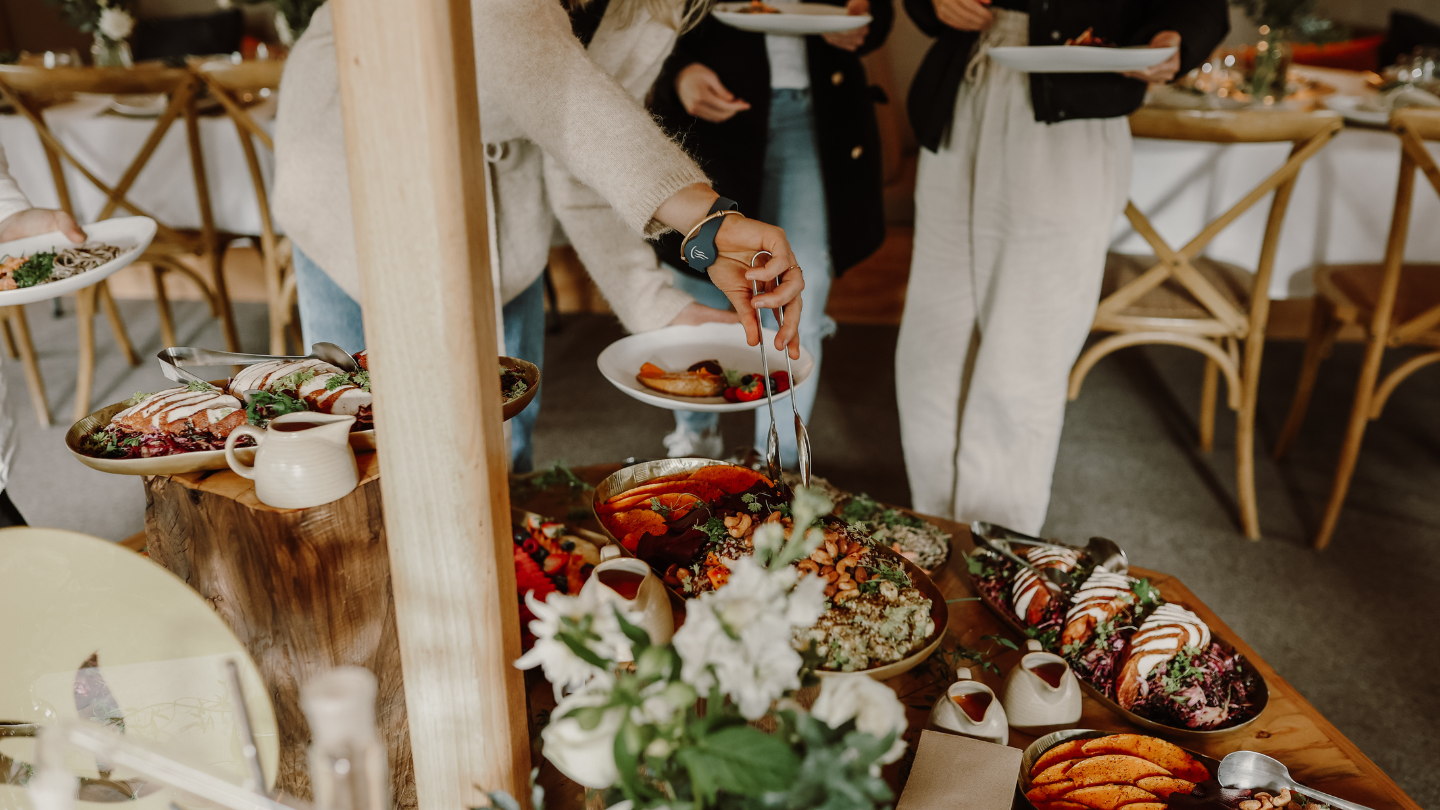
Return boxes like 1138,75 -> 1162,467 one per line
988,45 -> 1176,73
1323,95 -> 1391,127
712,2 -> 870,35
597,322 -> 815,413
0,216 -> 156,306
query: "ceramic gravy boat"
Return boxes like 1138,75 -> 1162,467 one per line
581,546 -> 674,655
225,412 -> 359,509
1001,639 -> 1082,733
928,667 -> 1008,745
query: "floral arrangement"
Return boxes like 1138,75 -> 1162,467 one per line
41,0 -> 134,46
515,489 -> 909,810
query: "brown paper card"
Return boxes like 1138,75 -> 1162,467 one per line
897,729 -> 1023,810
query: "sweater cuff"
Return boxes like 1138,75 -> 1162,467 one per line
633,164 -> 712,239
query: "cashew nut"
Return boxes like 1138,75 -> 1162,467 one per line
723,515 -> 740,528
728,513 -> 753,538
835,553 -> 862,577
834,588 -> 858,601
824,583 -> 838,598
811,549 -> 834,566
824,539 -> 838,558
822,568 -> 840,584
797,559 -> 820,577
1273,790 -> 1291,807
1239,801 -> 1262,810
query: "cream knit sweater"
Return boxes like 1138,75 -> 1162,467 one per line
274,2 -> 709,330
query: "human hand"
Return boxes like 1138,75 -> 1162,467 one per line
822,0 -> 870,52
676,62 -> 751,123
706,217 -> 804,359
934,0 -> 991,32
1122,31 -> 1181,83
0,208 -> 86,244
667,301 -> 739,326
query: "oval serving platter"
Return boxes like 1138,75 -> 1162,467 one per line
592,458 -> 947,681
963,548 -> 1268,743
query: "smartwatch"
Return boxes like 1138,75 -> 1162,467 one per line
683,197 -> 740,272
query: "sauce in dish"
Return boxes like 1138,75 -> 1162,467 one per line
951,690 -> 993,722
597,568 -> 646,599
1030,661 -> 1068,688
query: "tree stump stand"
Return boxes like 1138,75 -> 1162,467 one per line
143,453 -> 416,810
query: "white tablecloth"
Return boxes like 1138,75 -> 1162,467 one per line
1117,120 -> 1440,300
0,94 -> 276,236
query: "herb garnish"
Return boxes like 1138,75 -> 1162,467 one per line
839,492 -> 923,529
858,557 -> 910,595
12,251 -> 55,288
273,369 -> 317,393
649,497 -> 674,520
1130,578 -> 1160,608
1161,644 -> 1207,694
245,390 -> 308,426
741,493 -> 764,513
187,379 -> 219,393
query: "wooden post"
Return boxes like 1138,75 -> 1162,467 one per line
330,2 -> 531,810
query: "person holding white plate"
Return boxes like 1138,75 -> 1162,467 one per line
895,0 -> 1228,532
0,144 -> 87,526
274,0 -> 806,472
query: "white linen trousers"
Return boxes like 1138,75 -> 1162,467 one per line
896,10 -> 1131,534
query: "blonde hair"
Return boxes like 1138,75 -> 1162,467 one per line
568,0 -> 712,34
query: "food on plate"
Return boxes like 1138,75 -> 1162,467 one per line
736,0 -> 782,12
512,512 -> 604,650
83,382 -> 247,459
637,361 -> 726,397
837,491 -> 951,571
1025,734 -> 1208,810
501,363 -> 530,402
1065,27 -> 1113,47
231,358 -> 372,418
596,463 -> 937,672
967,544 -> 1262,730
0,243 -> 124,291
635,359 -> 790,402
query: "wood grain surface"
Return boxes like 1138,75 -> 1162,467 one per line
143,454 -> 416,810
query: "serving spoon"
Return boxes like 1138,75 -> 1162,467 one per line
970,521 -> 1129,590
1218,752 -> 1374,810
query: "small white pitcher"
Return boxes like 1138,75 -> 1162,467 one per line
224,412 -> 359,509
1001,639 -> 1082,733
928,667 -> 1008,745
581,546 -> 674,656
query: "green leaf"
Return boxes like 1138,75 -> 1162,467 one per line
12,251 -> 54,288
676,725 -> 798,801
614,606 -> 654,653
556,629 -> 610,670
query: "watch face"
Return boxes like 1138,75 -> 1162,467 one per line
688,245 -> 711,263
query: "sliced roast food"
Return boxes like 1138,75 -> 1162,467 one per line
82,385 -> 246,459
1134,777 -> 1197,799
1079,735 -> 1209,783
1033,760 -> 1081,785
1062,570 -> 1137,648
1022,733 -> 1211,810
1063,784 -> 1159,810
1066,755 -> 1172,787
1027,781 -> 1080,803
230,357 -> 371,416
1011,546 -> 1082,626
635,361 -> 726,397
1031,739 -> 1091,776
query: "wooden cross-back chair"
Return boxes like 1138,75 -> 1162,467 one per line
1068,107 -> 1343,540
1273,108 -> 1440,550
0,64 -> 241,422
191,57 -> 299,355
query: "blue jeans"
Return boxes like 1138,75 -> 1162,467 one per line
293,246 -> 547,472
673,88 -> 837,467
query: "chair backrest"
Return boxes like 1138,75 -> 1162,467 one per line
0,64 -> 189,96
192,58 -> 284,94
1129,107 -> 1344,145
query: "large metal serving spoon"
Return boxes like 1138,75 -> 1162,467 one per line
970,521 -> 1129,590
1218,752 -> 1375,810
157,343 -> 361,386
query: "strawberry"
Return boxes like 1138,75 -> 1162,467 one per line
768,371 -> 790,393
734,375 -> 764,402
722,386 -> 740,403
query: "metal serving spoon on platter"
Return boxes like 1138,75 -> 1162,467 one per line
970,521 -> 1129,590
1218,751 -> 1375,810
156,343 -> 362,386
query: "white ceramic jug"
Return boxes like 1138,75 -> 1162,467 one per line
1000,639 -> 1082,733
581,546 -> 674,655
224,412 -> 359,509
928,667 -> 1008,745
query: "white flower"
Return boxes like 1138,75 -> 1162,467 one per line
514,588 -> 634,698
540,689 -> 623,789
672,557 -> 825,719
214,0 -> 232,8
97,8 -> 134,42
810,673 -> 909,764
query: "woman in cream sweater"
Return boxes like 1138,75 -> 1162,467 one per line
274,0 -> 805,470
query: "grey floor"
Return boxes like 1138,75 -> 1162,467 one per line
6,300 -> 1437,807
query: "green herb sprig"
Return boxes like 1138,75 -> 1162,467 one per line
12,252 -> 55,288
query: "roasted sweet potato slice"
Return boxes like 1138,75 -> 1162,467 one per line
1081,735 -> 1209,783
1026,780 -> 1077,803
1062,784 -> 1157,810
1032,760 -> 1079,786
1067,755 -> 1172,787
688,465 -> 773,494
603,509 -> 667,540
1036,803 -> 1090,810
1032,740 -> 1091,776
652,492 -> 702,521
599,481 -> 725,513
1123,804 -> 1166,810
638,363 -> 667,377
1135,776 -> 1197,798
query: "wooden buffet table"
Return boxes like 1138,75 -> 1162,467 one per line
140,462 -> 1419,810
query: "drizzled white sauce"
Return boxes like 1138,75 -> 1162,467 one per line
230,359 -> 341,395
114,388 -> 243,430
228,359 -> 372,414
1066,570 -> 1133,626
1010,547 -> 1079,622
1130,603 -> 1211,680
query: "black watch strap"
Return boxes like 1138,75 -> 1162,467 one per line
684,197 -> 739,271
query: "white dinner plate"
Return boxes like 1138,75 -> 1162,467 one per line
712,2 -> 870,35
988,45 -> 1177,74
108,93 -> 168,118
597,322 -> 815,413
1323,96 -> 1390,126
0,216 -> 156,306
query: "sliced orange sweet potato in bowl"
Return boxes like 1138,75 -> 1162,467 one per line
1035,803 -> 1090,810
1080,735 -> 1209,783
1032,760 -> 1080,786
1062,784 -> 1158,810
1026,780 -> 1078,803
1133,776 -> 1196,799
1031,740 -> 1090,777
687,465 -> 773,494
604,509 -> 668,540
1066,755 -> 1172,787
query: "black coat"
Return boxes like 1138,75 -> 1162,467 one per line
905,0 -> 1230,152
649,0 -> 894,278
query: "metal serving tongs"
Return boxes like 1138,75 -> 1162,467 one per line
157,342 -> 361,387
769,276 -> 811,488
749,251 -> 783,486
970,520 -> 1129,591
